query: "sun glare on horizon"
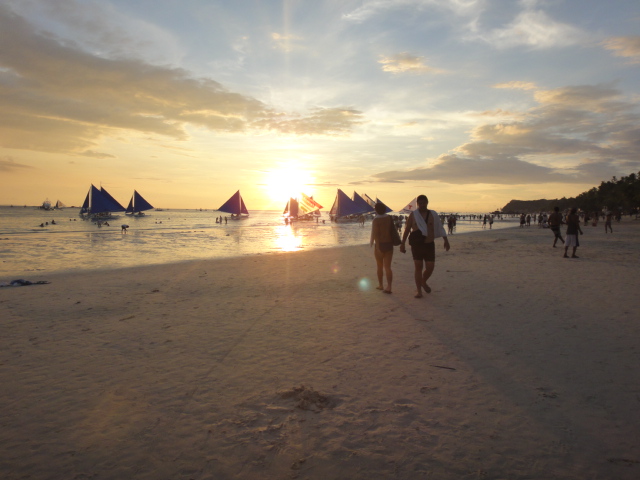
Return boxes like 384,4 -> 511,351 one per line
263,164 -> 315,204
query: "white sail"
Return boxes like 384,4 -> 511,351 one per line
400,197 -> 417,214
299,193 -> 323,215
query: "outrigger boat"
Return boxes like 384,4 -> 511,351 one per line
218,190 -> 249,219
125,190 -> 154,216
352,191 -> 375,215
362,193 -> 393,213
329,189 -> 368,223
79,185 -> 126,221
283,192 -> 323,222
38,199 -> 53,210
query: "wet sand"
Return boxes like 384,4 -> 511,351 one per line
1,218 -> 639,479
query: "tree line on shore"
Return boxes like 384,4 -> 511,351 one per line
501,171 -> 640,214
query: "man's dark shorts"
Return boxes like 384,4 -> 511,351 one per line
551,225 -> 562,238
411,241 -> 435,262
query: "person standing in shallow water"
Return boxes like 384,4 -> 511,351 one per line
370,202 -> 394,294
400,195 -> 450,298
564,207 -> 583,258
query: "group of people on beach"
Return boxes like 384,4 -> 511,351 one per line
547,207 -> 583,258
369,196 -> 615,296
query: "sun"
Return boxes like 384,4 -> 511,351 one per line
264,164 -> 314,204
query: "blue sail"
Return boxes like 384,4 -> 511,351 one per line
126,190 -> 154,213
330,189 -> 364,217
80,187 -> 91,214
84,185 -> 113,214
100,187 -> 126,212
218,190 -> 249,215
353,191 -> 375,213
376,197 -> 393,213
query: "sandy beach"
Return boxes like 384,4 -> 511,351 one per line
1,219 -> 639,480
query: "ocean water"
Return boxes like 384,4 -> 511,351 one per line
0,207 -> 517,277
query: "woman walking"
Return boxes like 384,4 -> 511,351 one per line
370,202 -> 395,293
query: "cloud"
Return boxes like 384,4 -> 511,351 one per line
479,9 -> 587,49
5,0 -> 182,64
493,81 -> 537,90
342,0 -> 482,23
374,153 -> 567,184
379,53 -> 443,74
370,83 -> 640,185
601,36 -> 640,64
271,32 -> 303,52
0,156 -> 33,172
256,107 -> 365,136
0,5 -> 363,156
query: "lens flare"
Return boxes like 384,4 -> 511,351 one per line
358,277 -> 371,291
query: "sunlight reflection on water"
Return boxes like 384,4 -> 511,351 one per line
0,207 -> 517,276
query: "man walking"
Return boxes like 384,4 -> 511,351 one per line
548,206 -> 564,247
400,195 -> 450,298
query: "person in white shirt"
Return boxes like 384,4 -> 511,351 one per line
400,195 -> 450,298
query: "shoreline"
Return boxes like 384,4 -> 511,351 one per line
2,218 -> 639,479
5,220 -> 520,281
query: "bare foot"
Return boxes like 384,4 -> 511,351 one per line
414,292 -> 423,298
422,281 -> 431,293
376,285 -> 384,290
383,289 -> 392,294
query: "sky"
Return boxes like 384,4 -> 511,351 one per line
1,0 -> 639,212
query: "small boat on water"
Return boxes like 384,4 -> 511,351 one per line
352,191 -> 375,215
283,192 -> 323,222
54,200 -> 67,210
218,190 -> 249,219
125,190 -> 154,216
39,199 -> 53,210
79,185 -> 126,221
329,189 -> 367,223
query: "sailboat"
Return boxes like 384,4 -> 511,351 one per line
362,193 -> 393,213
53,200 -> 67,210
352,191 -> 375,214
218,190 -> 249,219
283,197 -> 299,219
329,188 -> 367,223
80,185 -> 115,220
363,193 -> 377,209
299,193 -> 323,218
283,193 -> 323,221
79,185 -> 125,220
125,190 -> 154,216
400,197 -> 418,214
100,187 -> 126,214
375,197 -> 393,213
